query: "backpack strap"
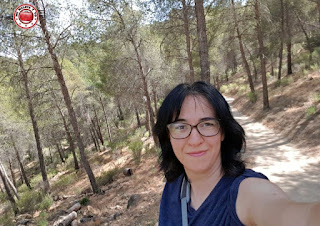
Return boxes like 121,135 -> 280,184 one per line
180,176 -> 190,226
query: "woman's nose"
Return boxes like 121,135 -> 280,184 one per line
188,127 -> 203,146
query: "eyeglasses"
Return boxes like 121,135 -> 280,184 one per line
167,119 -> 220,139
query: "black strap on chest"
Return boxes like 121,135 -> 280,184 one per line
180,176 -> 190,226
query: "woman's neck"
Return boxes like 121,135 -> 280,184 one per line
186,164 -> 223,210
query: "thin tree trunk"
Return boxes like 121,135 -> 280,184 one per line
182,0 -> 195,83
254,0 -> 270,109
278,0 -> 285,80
152,85 -> 158,114
15,36 -> 49,192
135,108 -> 141,128
195,0 -> 210,82
11,135 -> 31,189
56,143 -> 65,163
145,109 -> 151,137
0,167 -> 18,215
231,0 -> 255,93
285,1 -> 293,75
0,163 -> 19,199
51,91 -> 79,170
8,159 -> 16,189
99,96 -> 112,142
34,0 -> 99,193
92,105 -> 104,146
116,99 -> 124,121
90,127 -> 99,152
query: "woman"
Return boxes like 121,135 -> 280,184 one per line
154,81 -> 320,226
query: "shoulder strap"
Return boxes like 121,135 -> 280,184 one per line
180,176 -> 190,226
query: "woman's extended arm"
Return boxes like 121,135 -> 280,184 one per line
237,178 -> 320,226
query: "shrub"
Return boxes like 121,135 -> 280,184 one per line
0,211 -> 14,226
96,168 -> 119,187
306,106 -> 317,117
247,91 -> 257,103
52,174 -> 76,191
313,93 -> 320,104
36,211 -> 48,226
17,190 -> 44,213
80,197 -> 90,206
0,191 -> 8,203
129,140 -> 144,164
38,195 -> 53,211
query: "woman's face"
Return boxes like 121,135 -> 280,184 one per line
169,95 -> 224,177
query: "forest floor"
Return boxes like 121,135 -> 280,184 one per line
1,70 -> 320,225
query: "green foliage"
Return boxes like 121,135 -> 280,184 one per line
313,93 -> 320,104
38,195 -> 53,211
306,106 -> 317,117
275,77 -> 294,87
18,184 -> 30,193
30,173 -> 43,188
128,140 -> 144,164
80,197 -> 90,206
0,211 -> 14,226
0,191 -> 8,203
36,211 -> 48,226
96,168 -> 119,187
17,190 -> 45,213
52,173 -> 76,191
247,92 -> 257,103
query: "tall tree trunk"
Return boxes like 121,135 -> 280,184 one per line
278,0 -> 285,80
231,0 -> 255,93
130,37 -> 158,145
99,96 -> 112,142
90,127 -> 99,152
60,109 -> 79,169
15,37 -> 49,192
92,105 -> 104,146
56,143 -> 65,163
34,1 -> 99,193
116,98 -> 124,121
0,167 -> 18,215
152,85 -> 158,114
8,159 -> 16,189
145,109 -> 151,137
11,135 -> 31,189
135,108 -> 141,128
0,163 -> 19,199
195,0 -> 210,82
182,0 -> 195,83
254,0 -> 270,109
285,1 -> 293,75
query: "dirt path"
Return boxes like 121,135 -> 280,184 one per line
227,97 -> 320,203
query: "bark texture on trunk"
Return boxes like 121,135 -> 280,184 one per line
278,0 -> 285,80
0,166 -> 18,214
182,0 -> 195,83
15,39 -> 49,192
34,0 -> 99,193
285,1 -> 293,75
8,159 -> 16,189
195,0 -> 210,82
254,0 -> 269,109
99,96 -> 112,142
11,135 -> 31,189
231,0 -> 255,93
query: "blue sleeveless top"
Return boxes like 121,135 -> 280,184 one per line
159,169 -> 268,226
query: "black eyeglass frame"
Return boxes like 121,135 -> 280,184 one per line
167,118 -> 221,139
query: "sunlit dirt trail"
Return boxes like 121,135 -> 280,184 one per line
227,97 -> 320,203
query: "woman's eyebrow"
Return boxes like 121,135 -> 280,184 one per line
174,117 -> 216,123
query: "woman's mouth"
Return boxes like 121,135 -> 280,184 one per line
188,150 -> 207,157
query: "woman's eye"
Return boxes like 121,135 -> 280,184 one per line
175,125 -> 186,130
203,122 -> 214,127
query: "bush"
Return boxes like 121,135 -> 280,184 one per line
96,168 -> 119,187
80,197 -> 90,206
247,91 -> 257,103
17,190 -> 44,213
38,195 -> 53,211
52,174 -> 76,191
313,93 -> 320,104
36,211 -> 48,226
129,140 -> 144,164
0,211 -> 14,226
306,106 -> 317,117
0,191 -> 8,203
275,77 -> 294,87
